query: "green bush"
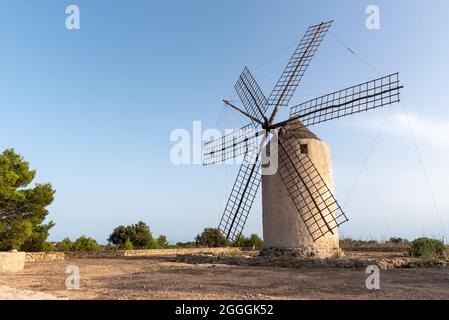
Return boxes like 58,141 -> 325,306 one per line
233,233 -> 263,249
409,237 -> 445,259
195,228 -> 230,248
108,221 -> 153,249
387,237 -> 407,244
55,238 -> 74,251
340,238 -> 380,248
72,236 -> 99,252
147,238 -> 159,249
123,238 -> 133,250
156,235 -> 170,248
247,234 -> 263,249
174,241 -> 197,248
233,234 -> 247,248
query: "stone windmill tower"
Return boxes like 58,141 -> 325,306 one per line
203,21 -> 403,257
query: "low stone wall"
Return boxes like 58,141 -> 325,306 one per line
0,252 -> 26,272
175,253 -> 419,270
341,245 -> 409,253
25,247 -> 244,263
24,248 -> 449,269
25,252 -> 66,263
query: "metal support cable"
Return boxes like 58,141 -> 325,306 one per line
329,31 -> 383,77
350,127 -> 392,237
343,105 -> 392,207
400,102 -> 448,242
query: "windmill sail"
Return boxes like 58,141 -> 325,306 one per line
203,19 -> 403,245
277,136 -> 348,241
203,124 -> 262,166
218,143 -> 263,242
268,21 -> 333,122
289,73 -> 402,127
235,67 -> 269,125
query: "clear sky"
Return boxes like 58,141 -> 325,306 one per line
1,0 -> 448,244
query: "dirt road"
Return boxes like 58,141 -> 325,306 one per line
1,255 -> 449,300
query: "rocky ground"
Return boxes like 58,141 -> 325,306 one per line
1,249 -> 449,300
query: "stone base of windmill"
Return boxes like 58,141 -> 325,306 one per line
259,245 -> 343,259
261,123 -> 342,259
0,251 -> 26,272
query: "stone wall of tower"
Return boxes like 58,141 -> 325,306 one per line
262,138 -> 340,258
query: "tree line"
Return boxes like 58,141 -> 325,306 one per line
0,149 -> 262,252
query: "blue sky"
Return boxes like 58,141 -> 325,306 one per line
1,0 -> 448,243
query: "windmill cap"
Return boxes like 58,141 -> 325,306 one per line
279,119 -> 320,140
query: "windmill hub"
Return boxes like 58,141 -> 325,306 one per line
203,20 -> 402,257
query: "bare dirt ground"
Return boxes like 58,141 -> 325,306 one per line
1,250 -> 449,300
0,286 -> 61,300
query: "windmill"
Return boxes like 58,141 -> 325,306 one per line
203,21 -> 403,257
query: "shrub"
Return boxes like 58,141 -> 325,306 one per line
174,241 -> 197,248
233,233 -> 263,249
55,238 -> 73,251
72,236 -> 99,251
233,234 -> 247,248
132,221 -> 154,248
108,221 -> 153,249
340,238 -> 380,248
156,235 -> 170,248
247,234 -> 263,249
147,238 -> 159,249
108,225 -> 128,247
195,228 -> 230,248
123,238 -> 133,250
409,237 -> 445,259
387,237 -> 407,244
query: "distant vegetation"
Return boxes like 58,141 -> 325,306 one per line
194,228 -> 264,249
195,228 -> 230,247
54,238 -> 74,251
41,234 -> 448,256
45,226 -> 263,252
57,221 -> 172,251
72,236 -> 100,252
339,238 -> 379,248
108,221 -> 159,249
234,233 -> 263,249
387,237 -> 408,244
339,237 -> 411,249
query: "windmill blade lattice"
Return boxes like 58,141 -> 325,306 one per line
235,67 -> 269,126
203,124 -> 262,165
290,73 -> 402,127
218,144 -> 263,242
277,136 -> 348,241
268,21 -> 333,121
